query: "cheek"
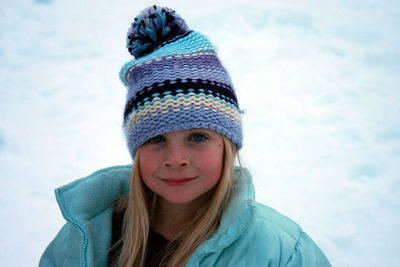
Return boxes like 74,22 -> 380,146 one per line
198,144 -> 224,177
138,150 -> 158,180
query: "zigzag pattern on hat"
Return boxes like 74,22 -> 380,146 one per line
123,79 -> 238,121
125,92 -> 241,131
125,52 -> 234,93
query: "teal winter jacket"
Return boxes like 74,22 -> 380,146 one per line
39,165 -> 331,266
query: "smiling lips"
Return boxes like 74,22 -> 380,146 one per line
161,177 -> 197,186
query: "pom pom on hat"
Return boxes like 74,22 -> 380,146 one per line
126,5 -> 189,58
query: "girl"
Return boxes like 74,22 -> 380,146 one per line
40,5 -> 331,267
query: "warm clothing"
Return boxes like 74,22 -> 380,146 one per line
39,165 -> 331,267
121,6 -> 243,159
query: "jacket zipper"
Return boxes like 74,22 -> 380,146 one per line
55,188 -> 89,267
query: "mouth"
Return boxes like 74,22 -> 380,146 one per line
161,177 -> 197,186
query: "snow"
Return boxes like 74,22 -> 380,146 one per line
1,0 -> 399,266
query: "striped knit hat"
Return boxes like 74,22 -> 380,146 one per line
120,5 -> 242,158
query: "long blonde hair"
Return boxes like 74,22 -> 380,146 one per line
118,136 -> 238,266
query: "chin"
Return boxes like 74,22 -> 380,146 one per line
161,194 -> 197,204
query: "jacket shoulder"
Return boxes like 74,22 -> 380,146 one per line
248,202 -> 331,266
253,202 -> 302,239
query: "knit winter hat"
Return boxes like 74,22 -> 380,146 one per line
120,5 -> 242,158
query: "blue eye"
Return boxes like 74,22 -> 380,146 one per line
148,135 -> 165,144
190,133 -> 208,142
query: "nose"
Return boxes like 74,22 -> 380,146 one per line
163,144 -> 190,168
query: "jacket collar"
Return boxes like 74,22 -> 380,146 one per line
55,165 -> 255,266
55,165 -> 132,222
56,165 -> 255,227
55,165 -> 132,267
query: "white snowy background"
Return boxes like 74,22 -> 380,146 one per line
1,0 -> 399,266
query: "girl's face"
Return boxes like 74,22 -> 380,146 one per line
139,129 -> 224,205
